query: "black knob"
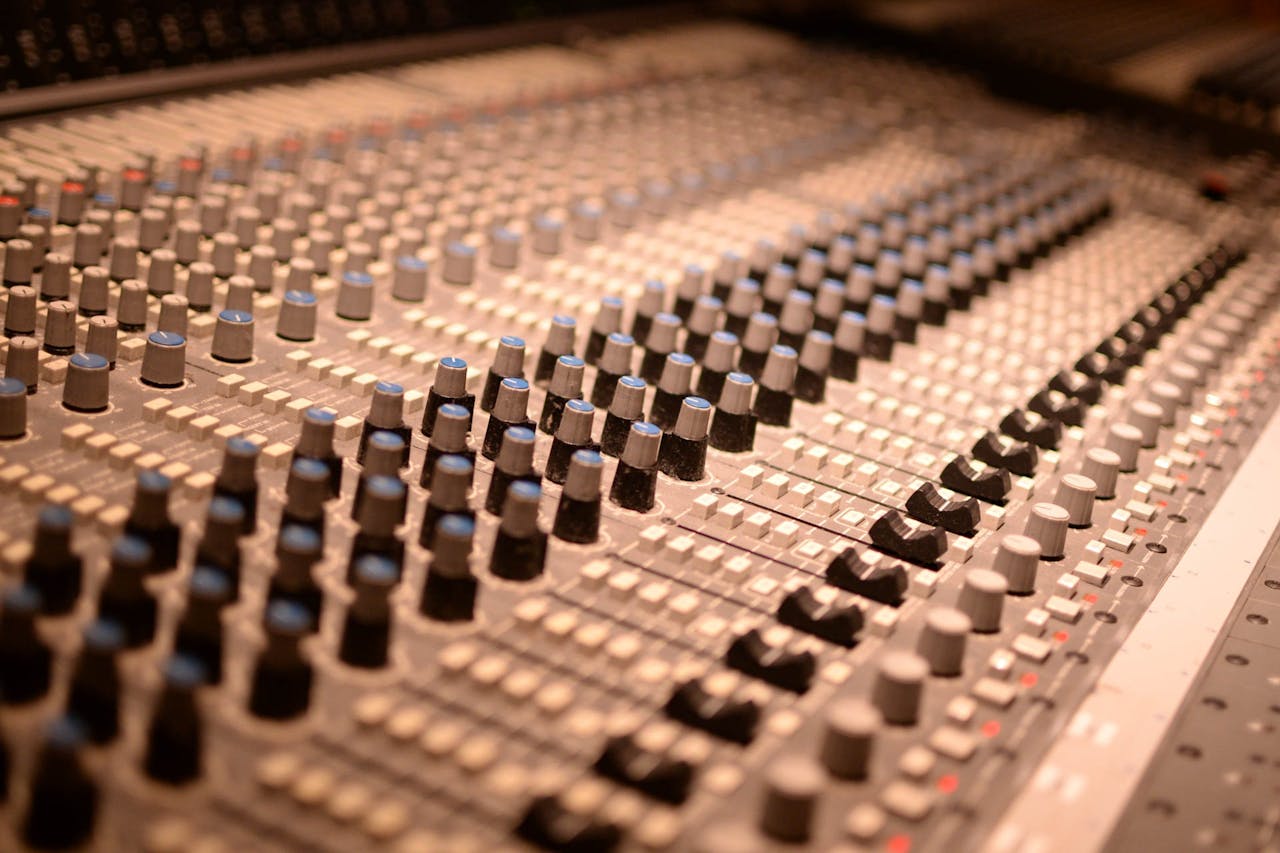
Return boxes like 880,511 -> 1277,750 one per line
554,449 -> 603,545
195,496 -> 245,595
174,567 -> 233,685
348,475 -> 407,581
23,717 -> 98,850
339,554 -> 398,669
482,377 -> 533,460
144,655 -> 205,785
125,470 -> 180,573
609,421 -> 661,513
777,586 -> 863,647
23,504 -> 82,615
752,345 -> 798,428
535,315 -> 577,386
870,509 -> 948,567
421,356 -> 475,438
269,524 -> 325,624
538,355 -> 585,435
281,458 -> 328,540
421,515 -> 478,622
97,536 -> 157,649
418,456 -> 475,551
905,483 -> 980,536
66,619 -> 123,744
0,585 -> 52,704
293,407 -> 343,496
248,601 -> 314,721
665,678 -> 760,744
420,402 -> 476,490
484,426 -> 540,515
709,372 -> 757,453
489,481 -> 547,581
214,436 -> 260,533
825,547 -> 908,606
352,430 -> 407,520
725,628 -> 815,694
940,456 -> 1012,505
357,381 -> 410,466
658,396 -> 710,481
481,336 -> 526,412
546,398 -> 597,485
600,375 -> 646,458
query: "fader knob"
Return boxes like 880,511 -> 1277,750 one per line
819,697 -> 879,779
211,310 -> 255,363
759,755 -> 825,843
1024,503 -> 1069,560
1082,447 -> 1121,500
0,377 -> 26,438
871,650 -> 928,725
916,607 -> 971,676
140,332 -> 187,388
957,568 -> 1007,632
62,353 -> 110,412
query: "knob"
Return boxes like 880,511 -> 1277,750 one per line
753,345 -> 798,427
442,241 -> 476,285
140,331 -> 187,388
489,481 -> 548,581
211,309 -> 254,363
482,377 -> 533,460
1105,423 -> 1143,472
640,312 -> 681,383
650,353 -> 696,431
144,655 -> 205,785
600,375 -> 646,457
658,396 -> 711,481
126,471 -> 180,572
42,300 -> 77,354
482,336 -> 527,412
339,554 -> 398,669
1054,473 -> 1097,528
820,696 -> 879,780
276,290 -> 317,341
737,312 -> 778,379
421,355 -> 474,438
532,214 -> 563,255
3,284 -> 36,336
538,355 -> 585,435
358,381 -> 409,466
97,536 -> 157,648
67,619 -> 123,743
269,525 -> 324,622
554,449 -> 603,544
3,238 -> 34,286
0,376 -> 26,438
0,585 -> 52,704
22,717 -> 98,850
350,476 -> 407,576
609,421 -> 661,512
62,353 -> 110,412
224,275 -> 255,313
5,335 -> 38,392
1024,502 -> 1069,560
215,436 -> 260,533
484,426 -> 539,515
147,248 -> 177,296
391,255 -> 428,302
39,253 -> 72,301
585,296 -> 624,365
1082,447 -> 1121,500
421,515 -> 479,622
759,755 -> 825,843
23,505 -> 82,615
116,279 -> 147,330
546,398 -> 596,484
917,606 -> 971,676
695,331 -> 738,405
871,650 -> 928,725
175,566 -> 233,684
335,270 -> 374,321
795,330 -> 833,404
1148,380 -> 1181,426
418,456 -> 475,551
84,316 -> 118,366
709,372 -> 757,453
186,261 -> 214,311
248,600 -> 314,721
535,315 -> 577,386
957,568 -> 1007,632
1129,400 -> 1162,448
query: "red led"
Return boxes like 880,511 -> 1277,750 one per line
981,720 -> 1001,738
886,834 -> 912,853
121,168 -> 146,182
1156,500 -> 1167,508
936,774 -> 959,794
1053,630 -> 1069,643
0,195 -> 17,207
61,180 -> 84,193
1020,672 -> 1039,688
1110,559 -> 1124,569
1134,527 -> 1147,537
1082,593 -> 1098,605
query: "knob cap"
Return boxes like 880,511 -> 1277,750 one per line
957,568 -> 1007,632
993,533 -> 1040,595
871,650 -> 928,725
1025,502 -> 1070,560
1082,447 -> 1121,500
916,607 -> 971,676
62,353 -> 110,412
141,331 -> 187,388
820,696 -> 879,779
759,755 -> 825,843
211,309 -> 254,363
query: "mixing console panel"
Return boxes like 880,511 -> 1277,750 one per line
0,19 -> 1277,853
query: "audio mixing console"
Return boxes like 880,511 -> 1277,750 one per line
0,16 -> 1277,853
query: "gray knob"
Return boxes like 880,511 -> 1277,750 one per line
3,285 -> 36,336
248,244 -> 275,292
1106,423 -> 1142,472
84,316 -> 119,366
3,238 -> 33,286
957,568 -> 1007,632
1129,400 -> 1162,448
223,275 -> 254,314
391,256 -> 427,302
917,607 -> 971,676
42,300 -> 77,354
276,290 -> 317,342
1166,362 -> 1201,401
77,266 -> 109,316
39,253 -> 72,301
532,215 -> 563,256
1082,447 -> 1120,500
211,309 -> 254,363
572,201 -> 603,241
107,236 -> 138,282
489,227 -> 520,269
4,335 -> 38,391
871,650 -> 928,725
157,294 -> 188,337
759,755 -> 824,843
211,231 -> 237,277
993,533 -> 1040,594
62,352 -> 110,412
820,696 -> 879,779
1148,380 -> 1180,426
173,220 -> 200,264
185,261 -> 214,312
147,248 -> 177,296
1025,502 -> 1069,560
442,241 -> 476,285
72,223 -> 103,268
116,279 -> 148,330
0,376 -> 26,438
336,270 -> 374,321
138,208 -> 168,252
1054,473 -> 1097,528
141,332 -> 187,388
